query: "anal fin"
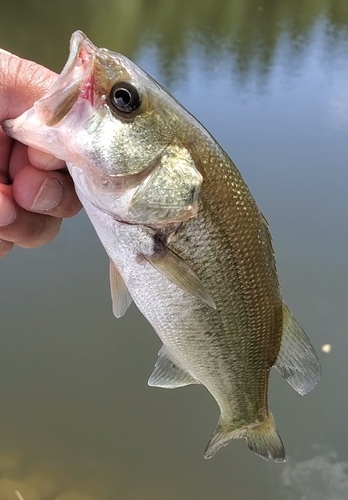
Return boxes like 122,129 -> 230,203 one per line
148,346 -> 199,389
274,303 -> 321,395
109,259 -> 133,318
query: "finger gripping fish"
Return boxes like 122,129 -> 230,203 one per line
3,31 -> 321,461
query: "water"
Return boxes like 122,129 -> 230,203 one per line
1,1 -> 348,498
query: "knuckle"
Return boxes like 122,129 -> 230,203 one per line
0,238 -> 13,257
63,197 -> 82,218
29,216 -> 62,247
17,215 -> 62,249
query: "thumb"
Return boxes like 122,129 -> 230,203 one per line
0,50 -> 57,120
0,50 -> 63,171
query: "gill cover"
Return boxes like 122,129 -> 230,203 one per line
127,143 -> 203,224
3,31 -> 203,226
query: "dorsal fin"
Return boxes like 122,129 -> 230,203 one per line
274,303 -> 321,395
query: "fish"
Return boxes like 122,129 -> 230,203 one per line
2,31 -> 321,462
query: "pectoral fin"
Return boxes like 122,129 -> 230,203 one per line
148,346 -> 199,388
144,247 -> 216,309
109,259 -> 133,318
274,303 -> 321,395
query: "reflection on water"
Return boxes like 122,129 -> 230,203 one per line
1,1 -> 348,499
281,451 -> 348,500
1,0 -> 348,79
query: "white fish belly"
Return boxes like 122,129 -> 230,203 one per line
77,190 -> 247,419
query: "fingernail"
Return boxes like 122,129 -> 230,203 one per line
30,176 -> 63,211
0,191 -> 16,226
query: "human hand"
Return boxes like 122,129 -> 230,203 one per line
0,49 -> 81,257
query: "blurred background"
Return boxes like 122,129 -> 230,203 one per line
1,1 -> 348,499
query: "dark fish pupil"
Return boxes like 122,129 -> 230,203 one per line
110,82 -> 140,114
115,89 -> 131,107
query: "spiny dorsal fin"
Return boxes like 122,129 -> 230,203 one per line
144,247 -> 216,309
109,259 -> 133,318
148,346 -> 199,389
274,303 -> 321,395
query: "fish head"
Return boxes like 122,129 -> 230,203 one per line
3,31 -> 202,225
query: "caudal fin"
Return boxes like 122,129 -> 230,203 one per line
204,422 -> 245,459
246,412 -> 285,462
204,412 -> 285,462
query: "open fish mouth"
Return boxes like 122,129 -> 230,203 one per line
2,31 -> 105,162
34,31 -> 98,126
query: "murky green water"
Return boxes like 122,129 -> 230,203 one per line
1,1 -> 348,499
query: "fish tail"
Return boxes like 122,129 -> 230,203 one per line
204,412 -> 285,462
204,420 -> 245,459
246,412 -> 285,462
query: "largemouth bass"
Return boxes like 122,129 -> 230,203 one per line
3,31 -> 321,461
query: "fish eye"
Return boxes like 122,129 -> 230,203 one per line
109,81 -> 141,114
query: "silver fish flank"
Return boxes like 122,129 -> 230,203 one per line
3,31 -> 321,461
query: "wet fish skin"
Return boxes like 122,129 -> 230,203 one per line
2,31 -> 321,461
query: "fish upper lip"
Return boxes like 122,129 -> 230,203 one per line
32,31 -> 99,126
47,31 -> 94,92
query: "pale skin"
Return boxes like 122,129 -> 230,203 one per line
0,49 -> 81,257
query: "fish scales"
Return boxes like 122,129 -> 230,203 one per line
2,31 -> 321,462
167,142 -> 283,416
